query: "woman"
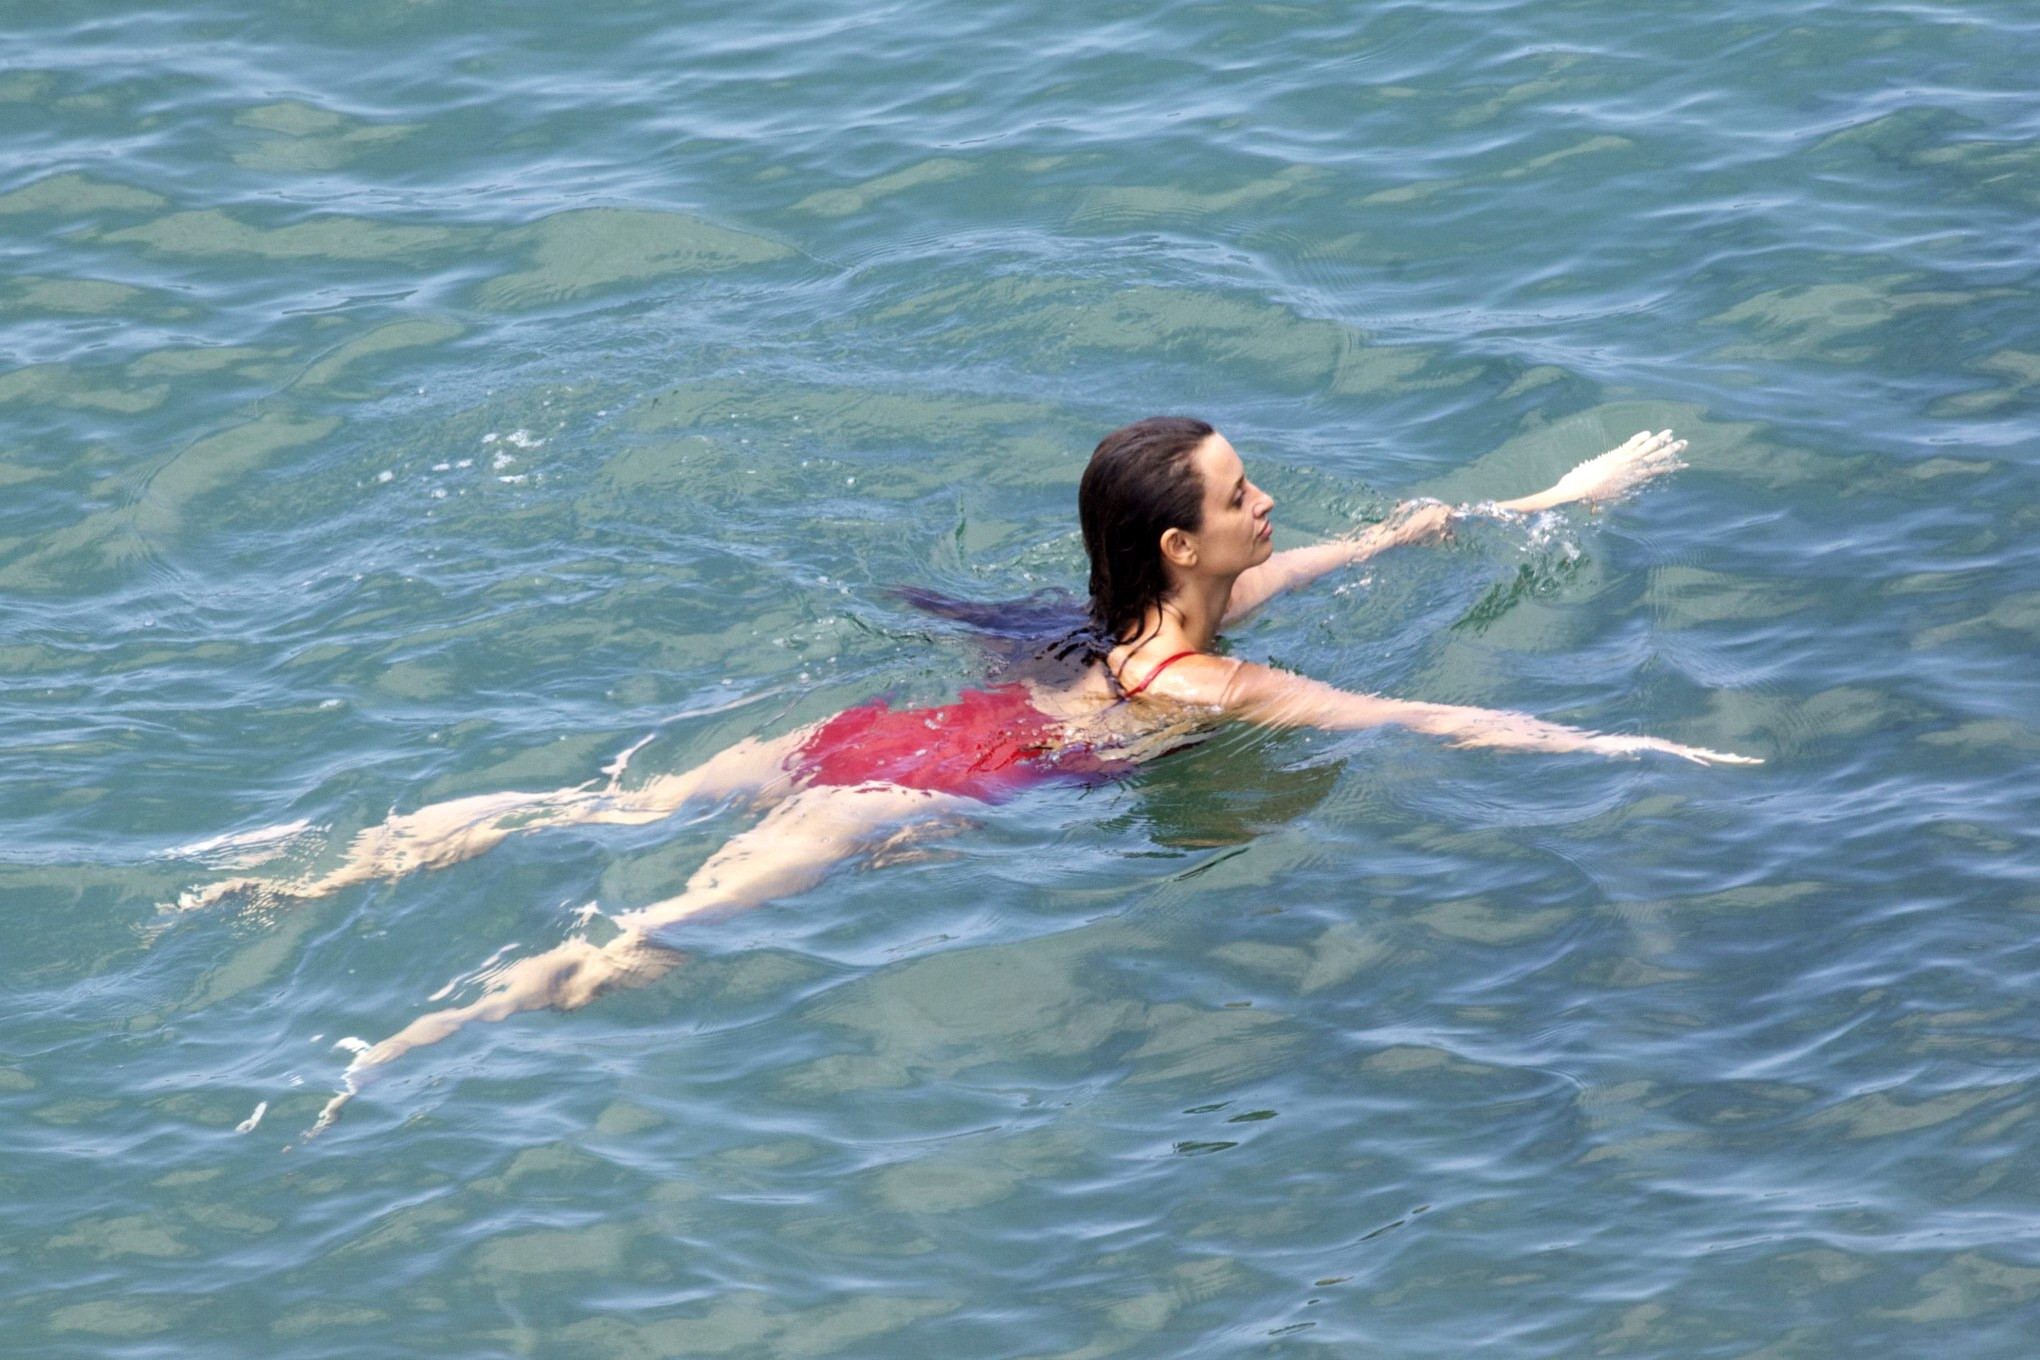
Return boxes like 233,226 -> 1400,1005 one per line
187,418 -> 1753,1135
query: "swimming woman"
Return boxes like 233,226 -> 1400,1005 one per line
184,418 -> 1755,1135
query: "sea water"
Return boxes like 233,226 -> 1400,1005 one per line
3,0 -> 2037,1354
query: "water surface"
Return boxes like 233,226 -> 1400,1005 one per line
4,0 -> 2038,1354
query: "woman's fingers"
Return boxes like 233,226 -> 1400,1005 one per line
1545,429 -> 1688,507
1610,433 -> 1687,484
1652,738 -> 1763,765
1643,442 -> 1689,477
1628,431 -> 1684,464
1621,430 -> 1682,464
1595,734 -> 1762,765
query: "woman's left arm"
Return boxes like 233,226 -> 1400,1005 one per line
1213,661 -> 1760,765
1224,500 -> 1451,621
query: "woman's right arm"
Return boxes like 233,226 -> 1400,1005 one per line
1161,658 -> 1759,765
1222,430 -> 1690,622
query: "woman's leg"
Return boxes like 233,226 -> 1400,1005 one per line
308,782 -> 966,1137
610,782 -> 964,934
179,725 -> 819,912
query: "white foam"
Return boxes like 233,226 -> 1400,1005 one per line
234,1101 -> 268,1134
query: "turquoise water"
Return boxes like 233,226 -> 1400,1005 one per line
5,0 -> 2038,1352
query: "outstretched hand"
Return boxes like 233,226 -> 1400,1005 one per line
1543,429 -> 1688,509
1419,703 -> 1760,765
1587,733 -> 1763,766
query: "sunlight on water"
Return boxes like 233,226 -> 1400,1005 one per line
2,0 -> 2037,1354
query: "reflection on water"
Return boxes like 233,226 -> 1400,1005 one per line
1110,732 -> 1343,852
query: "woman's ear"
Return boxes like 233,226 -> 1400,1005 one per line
1159,526 -> 1198,569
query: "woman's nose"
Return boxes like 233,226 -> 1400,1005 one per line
1257,487 -> 1276,515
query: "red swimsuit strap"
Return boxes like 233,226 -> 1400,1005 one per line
1119,650 -> 1200,698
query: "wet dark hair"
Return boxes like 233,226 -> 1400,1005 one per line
892,415 -> 1215,682
1078,415 -> 1214,643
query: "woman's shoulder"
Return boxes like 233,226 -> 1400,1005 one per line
1123,651 -> 1243,707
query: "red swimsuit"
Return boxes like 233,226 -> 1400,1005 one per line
791,652 -> 1198,804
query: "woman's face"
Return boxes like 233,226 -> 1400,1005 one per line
1181,431 -> 1276,577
